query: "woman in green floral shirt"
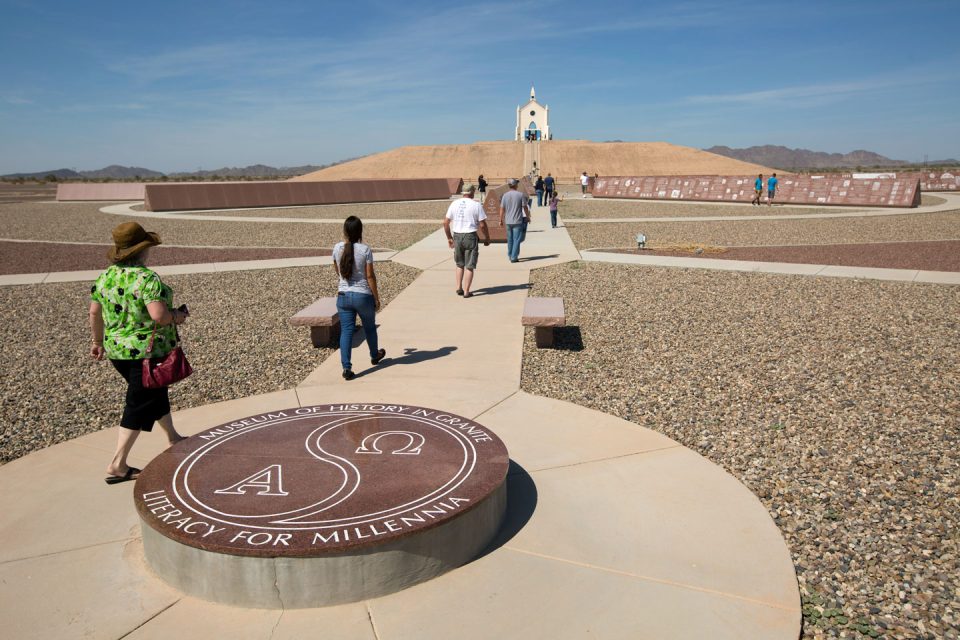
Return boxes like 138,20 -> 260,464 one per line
89,222 -> 188,484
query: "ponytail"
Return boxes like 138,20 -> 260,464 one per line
338,216 -> 363,277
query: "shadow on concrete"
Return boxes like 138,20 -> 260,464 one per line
476,460 -> 538,558
471,283 -> 531,296
355,345 -> 459,377
519,254 -> 559,262
353,323 -> 379,348
552,326 -> 584,351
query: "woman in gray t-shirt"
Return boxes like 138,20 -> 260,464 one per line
332,216 -> 386,380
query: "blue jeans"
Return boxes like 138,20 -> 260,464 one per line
536,189 -> 544,206
506,223 -> 524,261
336,291 -> 379,371
550,210 -> 558,227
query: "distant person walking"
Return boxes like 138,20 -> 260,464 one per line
444,183 -> 490,298
477,174 -> 487,203
89,222 -> 188,485
548,191 -> 564,228
333,216 -> 386,381
544,173 -> 555,200
535,175 -> 545,207
752,174 -> 764,205
580,171 -> 589,196
767,173 -> 778,206
499,178 -> 530,263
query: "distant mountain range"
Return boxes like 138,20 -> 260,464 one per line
705,145 -> 958,170
1,163 -> 344,181
5,148 -> 957,180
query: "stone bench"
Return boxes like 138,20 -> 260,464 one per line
522,297 -> 566,348
289,297 -> 339,348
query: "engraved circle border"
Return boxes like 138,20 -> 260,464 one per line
169,409 -> 481,532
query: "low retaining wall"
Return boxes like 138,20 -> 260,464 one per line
592,174 -> 921,208
143,178 -> 463,211
57,183 -> 148,201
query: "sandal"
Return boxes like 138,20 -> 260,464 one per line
463,292 -> 473,298
105,467 -> 141,485
456,289 -> 464,296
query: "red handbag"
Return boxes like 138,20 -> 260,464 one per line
142,324 -> 193,388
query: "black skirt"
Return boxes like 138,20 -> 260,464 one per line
110,359 -> 171,431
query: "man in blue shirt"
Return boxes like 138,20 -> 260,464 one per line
767,173 -> 778,206
544,173 -> 555,200
752,174 -> 764,205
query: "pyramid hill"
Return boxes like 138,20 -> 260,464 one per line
290,140 -> 777,184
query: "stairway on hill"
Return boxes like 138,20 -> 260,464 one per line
523,141 -> 541,177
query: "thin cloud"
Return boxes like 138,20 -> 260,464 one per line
684,78 -> 919,107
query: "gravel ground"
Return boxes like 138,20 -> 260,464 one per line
134,199 -> 453,219
0,262 -> 419,464
0,202 -> 438,249
522,262 -> 959,640
0,241 -> 336,275
599,240 -> 960,272
566,210 -> 960,249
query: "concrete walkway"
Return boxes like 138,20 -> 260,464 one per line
0,203 -> 801,639
100,201 -> 446,223
582,250 -> 960,285
99,191 -> 960,224
570,191 -> 960,223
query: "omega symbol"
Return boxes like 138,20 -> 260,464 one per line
355,431 -> 425,455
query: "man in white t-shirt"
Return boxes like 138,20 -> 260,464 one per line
443,183 -> 490,298
580,171 -> 590,196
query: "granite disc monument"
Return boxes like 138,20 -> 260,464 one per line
134,404 -> 509,608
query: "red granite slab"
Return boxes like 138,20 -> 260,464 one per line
134,404 -> 509,557
921,170 -> 960,191
592,174 -> 922,208
519,176 -> 536,196
481,182 -> 514,242
841,170 -> 960,192
143,179 -> 459,211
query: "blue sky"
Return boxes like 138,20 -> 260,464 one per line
1,0 -> 957,174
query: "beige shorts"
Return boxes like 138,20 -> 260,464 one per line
454,232 -> 479,270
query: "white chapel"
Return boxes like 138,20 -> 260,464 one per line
515,86 -> 550,142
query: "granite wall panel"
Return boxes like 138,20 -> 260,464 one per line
591,174 -> 921,208
143,178 -> 461,211
920,171 -> 959,191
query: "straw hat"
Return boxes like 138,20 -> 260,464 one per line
107,222 -> 161,262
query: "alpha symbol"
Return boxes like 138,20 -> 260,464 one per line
356,431 -> 425,455
214,464 -> 289,496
